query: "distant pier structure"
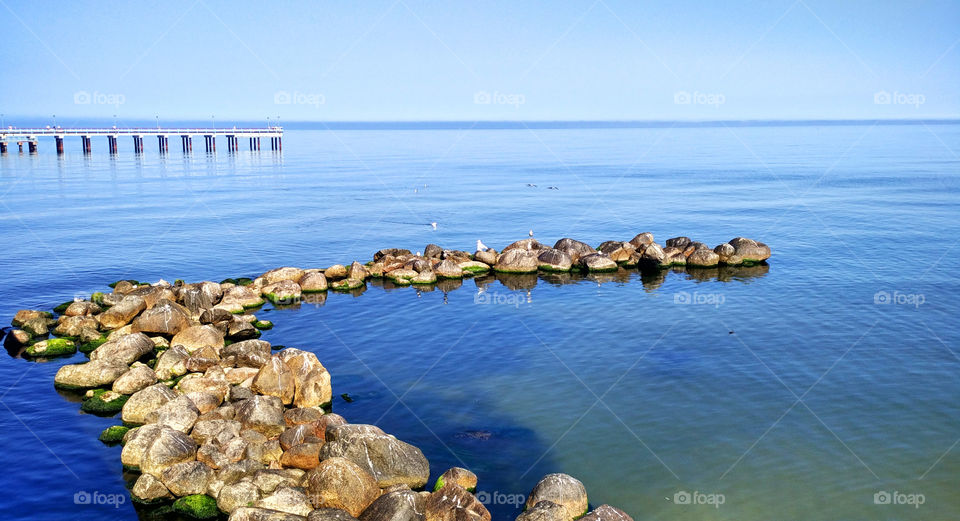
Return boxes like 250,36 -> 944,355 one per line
0,127 -> 283,155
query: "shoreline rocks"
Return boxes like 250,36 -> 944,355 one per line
5,232 -> 771,521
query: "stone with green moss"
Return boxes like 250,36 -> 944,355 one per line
330,279 -> 365,291
99,425 -> 130,444
53,301 -> 74,314
24,337 -> 77,358
253,320 -> 273,330
172,494 -> 218,519
81,389 -> 129,415
220,278 -> 237,285
108,279 -> 139,289
79,334 -> 109,354
236,277 -> 254,286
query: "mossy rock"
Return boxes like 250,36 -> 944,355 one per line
99,425 -> 130,445
53,301 -> 74,314
81,389 -> 129,415
236,277 -> 254,286
24,337 -> 77,358
330,279 -> 364,291
537,264 -> 571,273
172,494 -> 218,519
242,299 -> 266,309
220,278 -> 237,285
253,320 -> 273,330
461,265 -> 490,274
91,292 -> 107,307
108,279 -> 139,289
389,277 -> 412,286
79,335 -> 109,354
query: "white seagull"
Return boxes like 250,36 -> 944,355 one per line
476,239 -> 489,252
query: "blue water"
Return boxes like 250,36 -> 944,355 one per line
1,123 -> 958,520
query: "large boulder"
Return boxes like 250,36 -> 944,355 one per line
160,460 -> 215,497
433,260 -> 463,279
728,237 -> 771,263
537,249 -> 572,272
687,248 -> 720,268
262,280 -> 302,306
172,325 -> 224,353
154,345 -> 191,380
502,238 -> 548,253
132,299 -> 191,336
223,339 -> 273,368
99,295 -> 147,329
235,395 -> 286,437
434,467 -> 477,492
516,501 -> 568,521
218,481 -> 262,514
278,348 -> 332,408
597,241 -> 635,263
252,356 -> 296,405
262,267 -> 306,285
628,232 -> 655,248
147,395 -> 200,433
219,285 -> 266,312
12,309 -> 51,327
580,505 -> 634,521
424,484 -> 490,521
524,474 -> 588,521
131,473 -> 174,503
255,485 -> 315,517
141,427 -> 199,477
53,315 -> 98,337
54,359 -> 130,390
123,383 -> 178,424
577,253 -> 617,272
113,364 -> 158,394
179,281 -> 223,313
359,486 -> 424,521
306,457 -> 380,517
320,424 -> 429,488
553,238 -> 596,263
300,272 -> 329,293
494,249 -> 539,274
90,332 -> 154,365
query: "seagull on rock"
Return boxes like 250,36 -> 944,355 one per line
477,239 -> 489,252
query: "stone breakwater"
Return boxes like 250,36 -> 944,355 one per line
2,233 -> 769,521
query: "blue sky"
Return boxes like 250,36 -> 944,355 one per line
1,0 -> 957,122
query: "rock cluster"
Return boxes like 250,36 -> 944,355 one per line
4,234 -> 769,520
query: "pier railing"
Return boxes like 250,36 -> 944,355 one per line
0,127 -> 283,154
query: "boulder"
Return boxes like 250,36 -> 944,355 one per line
141,427 -> 199,477
252,356 -> 296,404
502,238 -> 547,253
147,394 -> 200,433
21,316 -> 49,336
516,501 -> 568,521
228,507 -> 306,521
320,424 -> 429,488
90,332 -> 154,365
537,249 -> 573,272
235,395 -> 286,437
577,253 -> 617,272
99,295 -> 147,329
263,280 -> 302,306
54,359 -> 130,390
262,267 -> 306,285
306,457 -> 380,517
728,237 -> 771,263
23,338 -> 76,358
191,419 -> 242,445
473,249 -> 498,266
113,364 -> 158,394
220,286 -> 266,311
553,238 -> 596,263
524,474 -> 588,521
324,265 -> 348,280
597,241 -> 635,263
424,484 -> 490,521
53,315 -> 98,337
123,383 -> 179,424
300,272 -> 329,293
359,486 -> 424,521
348,261 -> 369,281
279,442 -> 321,470
687,248 -> 720,267
433,260 -> 463,279
278,349 -> 332,408
580,505 -> 634,521
154,345 -> 191,380
628,232 -> 655,248
494,249 -> 538,274
12,309 -> 51,327
172,325 -> 224,353
179,281 -> 224,314
310,509 -> 360,521
132,299 -> 191,335
255,486 -> 315,517
374,248 -> 411,261
131,473 -> 174,503
218,481 -> 262,514
434,467 -> 477,492
65,300 -> 102,317
665,237 -> 691,249
160,460 -> 215,496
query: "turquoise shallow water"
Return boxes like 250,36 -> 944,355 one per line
0,123 -> 958,520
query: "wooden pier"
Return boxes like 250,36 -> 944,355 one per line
0,127 -> 283,155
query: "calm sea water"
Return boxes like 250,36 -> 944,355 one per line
0,123 -> 958,521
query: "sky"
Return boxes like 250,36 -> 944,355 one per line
0,0 -> 958,122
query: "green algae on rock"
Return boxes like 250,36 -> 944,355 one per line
81,389 -> 129,415
24,337 -> 77,358
172,494 -> 219,519
99,425 -> 130,444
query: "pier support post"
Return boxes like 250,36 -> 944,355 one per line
28,140 -> 38,154
19,142 -> 24,153
182,135 -> 192,153
158,135 -> 169,154
56,137 -> 64,155
0,142 -> 6,154
108,136 -> 118,154
132,136 -> 144,154
81,136 -> 91,154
